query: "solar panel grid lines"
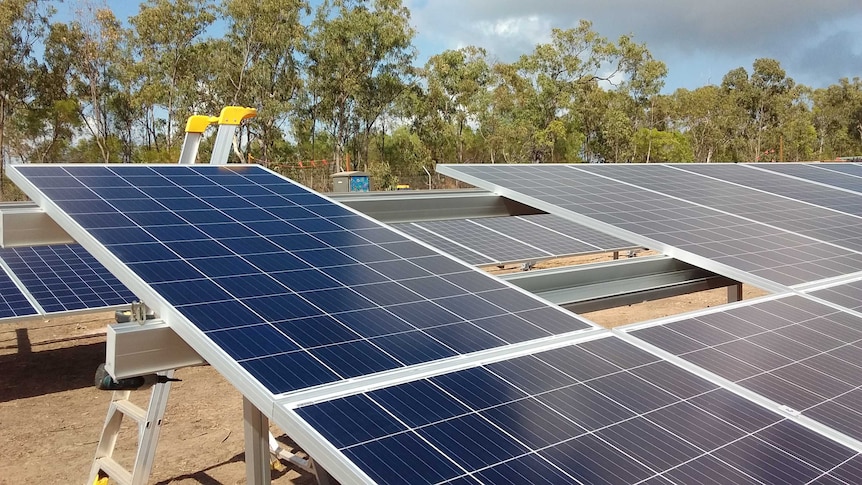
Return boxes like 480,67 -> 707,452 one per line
0,260 -> 39,320
438,163 -> 862,288
808,279 -> 862,313
514,214 -> 636,252
389,222 -> 496,266
0,244 -> 137,314
625,294 -> 862,450
393,214 -> 639,269
576,163 -> 862,255
462,218 -> 558,258
670,163 -> 862,235
291,335 -> 862,485
466,216 -> 595,257
9,163 -> 596,400
755,163 -> 862,194
409,218 -> 551,264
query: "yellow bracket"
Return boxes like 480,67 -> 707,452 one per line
217,106 -> 258,126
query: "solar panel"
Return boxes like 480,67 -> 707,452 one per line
808,279 -> 862,312
0,244 -> 136,314
757,163 -> 862,193
392,214 -> 637,268
390,222 -> 497,266
402,218 -> 555,263
627,294 -> 862,444
0,263 -> 38,320
293,335 -> 861,484
10,164 -> 595,398
677,164 -> 862,217
580,164 -> 862,250
438,164 -> 862,287
516,213 -> 635,251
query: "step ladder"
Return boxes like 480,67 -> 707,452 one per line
87,108 -> 332,484
87,371 -> 175,485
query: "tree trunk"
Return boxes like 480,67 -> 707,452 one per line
0,99 -> 6,198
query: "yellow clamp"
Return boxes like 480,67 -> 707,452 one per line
185,115 -> 219,134
217,106 -> 258,126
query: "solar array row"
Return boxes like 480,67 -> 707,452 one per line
0,244 -> 136,315
391,214 -> 635,266
629,295 -> 862,444
13,162 -> 862,485
296,335 -> 862,484
11,164 -> 594,396
438,163 -> 862,287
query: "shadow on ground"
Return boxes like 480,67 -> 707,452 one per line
0,328 -> 104,402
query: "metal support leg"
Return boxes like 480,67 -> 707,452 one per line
244,397 -> 271,485
727,282 -> 743,303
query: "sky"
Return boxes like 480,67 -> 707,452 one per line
405,0 -> 862,93
61,0 -> 862,93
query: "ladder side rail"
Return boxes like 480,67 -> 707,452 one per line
130,371 -> 176,485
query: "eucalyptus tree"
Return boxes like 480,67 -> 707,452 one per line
11,21 -> 82,164
63,4 -> 125,163
304,0 -> 415,171
721,58 -> 795,161
0,0 -> 50,194
206,0 -> 308,163
129,0 -> 215,154
811,78 -> 862,158
490,21 -> 665,163
670,86 -> 734,162
616,35 -> 667,162
422,46 -> 490,163
506,22 -> 615,162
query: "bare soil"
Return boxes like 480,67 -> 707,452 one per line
0,252 -> 767,484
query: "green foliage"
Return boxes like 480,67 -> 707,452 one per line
2,4 -> 860,189
633,128 -> 693,162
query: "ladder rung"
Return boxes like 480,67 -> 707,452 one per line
95,456 -> 132,485
114,399 -> 147,424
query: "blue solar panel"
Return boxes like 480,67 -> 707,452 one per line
0,265 -> 38,320
295,337 -> 860,484
0,244 -> 136,314
13,164 -> 594,395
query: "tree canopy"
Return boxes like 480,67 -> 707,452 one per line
2,0 -> 861,198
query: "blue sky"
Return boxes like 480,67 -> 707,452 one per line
56,0 -> 862,93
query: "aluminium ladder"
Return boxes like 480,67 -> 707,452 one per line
87,108 -> 330,485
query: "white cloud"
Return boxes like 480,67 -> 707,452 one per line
406,0 -> 862,90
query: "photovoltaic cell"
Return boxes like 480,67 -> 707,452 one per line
0,265 -> 38,320
0,244 -> 136,313
11,164 -> 594,396
629,294 -> 862,443
295,337 -> 860,484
